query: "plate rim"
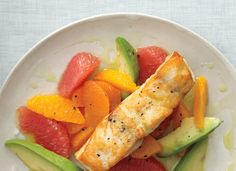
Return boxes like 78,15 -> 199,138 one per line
1,12 -> 236,98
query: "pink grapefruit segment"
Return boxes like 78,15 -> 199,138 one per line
58,52 -> 100,98
138,46 -> 168,84
17,106 -> 71,158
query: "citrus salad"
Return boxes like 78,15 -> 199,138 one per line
5,37 -> 222,171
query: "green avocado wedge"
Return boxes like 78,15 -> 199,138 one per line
115,37 -> 139,100
115,37 -> 139,82
157,117 -> 222,157
5,138 -> 79,171
174,138 -> 208,171
155,155 -> 181,171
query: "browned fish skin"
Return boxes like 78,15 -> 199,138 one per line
75,52 -> 194,171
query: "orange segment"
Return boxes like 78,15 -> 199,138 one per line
82,81 -> 110,127
71,127 -> 95,151
172,102 -> 191,129
95,81 -> 121,111
64,123 -> 85,135
27,95 -> 85,124
94,69 -> 138,92
72,87 -> 84,107
131,135 -> 161,159
193,76 -> 208,129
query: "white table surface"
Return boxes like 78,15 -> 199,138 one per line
1,0 -> 236,87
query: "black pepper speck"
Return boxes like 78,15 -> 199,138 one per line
120,127 -> 126,132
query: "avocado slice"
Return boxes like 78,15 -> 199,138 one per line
115,37 -> 139,99
155,155 -> 181,171
157,117 -> 222,157
115,37 -> 139,82
5,138 -> 79,171
174,138 -> 208,171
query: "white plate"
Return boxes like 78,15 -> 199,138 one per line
0,13 -> 236,171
